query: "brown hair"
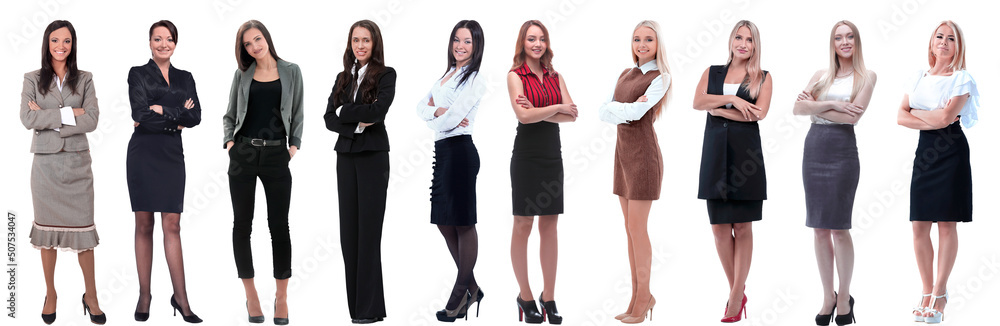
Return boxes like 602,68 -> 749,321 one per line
332,20 -> 387,108
149,20 -> 178,43
235,20 -> 281,71
510,20 -> 553,72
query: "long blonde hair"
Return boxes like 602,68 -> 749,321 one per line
726,20 -> 765,99
928,20 -> 966,71
632,20 -> 672,118
810,20 -> 871,102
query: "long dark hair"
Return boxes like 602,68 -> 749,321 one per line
235,20 -> 281,71
444,20 -> 484,87
333,20 -> 385,107
39,20 -> 79,96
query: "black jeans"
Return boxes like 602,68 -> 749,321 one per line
228,141 -> 292,279
337,151 -> 389,319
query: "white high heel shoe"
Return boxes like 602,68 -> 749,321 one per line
913,293 -> 931,322
923,292 -> 948,324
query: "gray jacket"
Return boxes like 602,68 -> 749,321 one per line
222,60 -> 304,148
20,70 -> 100,154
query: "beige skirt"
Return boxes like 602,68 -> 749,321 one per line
28,151 -> 99,252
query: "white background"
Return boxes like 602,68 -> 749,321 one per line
2,0 -> 998,325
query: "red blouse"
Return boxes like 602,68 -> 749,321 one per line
512,63 -> 562,107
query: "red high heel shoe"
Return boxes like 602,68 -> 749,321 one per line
721,293 -> 747,323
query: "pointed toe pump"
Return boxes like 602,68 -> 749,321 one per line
721,293 -> 747,323
170,295 -> 203,323
273,299 -> 289,325
621,295 -> 655,324
247,301 -> 265,324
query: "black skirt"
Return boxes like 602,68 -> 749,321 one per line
511,122 -> 564,216
430,136 -> 480,226
126,128 -> 185,213
707,199 -> 763,224
910,122 -> 972,222
803,124 -> 860,229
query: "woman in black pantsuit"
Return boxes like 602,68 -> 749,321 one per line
324,19 -> 395,325
126,20 -> 202,323
693,20 -> 773,323
222,20 -> 303,325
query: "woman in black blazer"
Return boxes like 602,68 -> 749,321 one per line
126,20 -> 202,323
324,19 -> 396,324
692,20 -> 773,323
222,20 -> 304,325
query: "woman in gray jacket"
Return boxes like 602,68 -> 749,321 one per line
20,20 -> 105,325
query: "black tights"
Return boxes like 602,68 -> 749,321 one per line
135,212 -> 194,315
438,225 -> 479,310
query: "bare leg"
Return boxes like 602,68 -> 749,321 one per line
724,222 -> 753,318
161,212 -> 195,315
832,229 -> 855,314
927,222 -> 957,316
618,196 -> 636,316
813,228 -> 835,315
78,250 -> 103,315
538,215 -> 559,301
275,278 -> 289,319
625,200 -> 653,317
134,212 -> 155,314
511,216 -> 534,301
711,224 -> 736,289
912,221 -> 934,316
41,249 -> 57,314
243,279 -> 262,317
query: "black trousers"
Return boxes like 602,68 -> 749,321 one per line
337,151 -> 389,319
228,142 -> 293,279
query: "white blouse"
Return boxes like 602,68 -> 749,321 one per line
814,75 -> 855,125
598,60 -> 670,124
907,69 -> 980,128
416,65 -> 487,141
722,83 -> 740,108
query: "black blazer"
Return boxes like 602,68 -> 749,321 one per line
128,59 -> 202,134
697,65 -> 767,201
324,67 -> 397,153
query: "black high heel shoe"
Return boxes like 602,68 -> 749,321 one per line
41,296 -> 56,325
815,292 -> 836,325
247,301 -> 265,323
834,296 -> 855,325
170,295 -> 203,323
82,293 -> 107,325
134,294 -> 150,322
274,299 -> 289,325
539,292 -> 563,324
461,288 -> 484,318
516,295 -> 543,324
437,290 -> 471,322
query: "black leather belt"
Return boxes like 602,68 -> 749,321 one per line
237,135 -> 286,147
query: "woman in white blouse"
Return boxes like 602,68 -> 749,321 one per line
416,20 -> 488,322
896,20 -> 978,324
597,20 -> 671,324
793,20 -> 876,326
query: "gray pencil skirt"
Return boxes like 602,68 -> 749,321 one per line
28,151 -> 100,252
803,124 -> 860,230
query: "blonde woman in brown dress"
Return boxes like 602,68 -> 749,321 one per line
598,20 -> 671,324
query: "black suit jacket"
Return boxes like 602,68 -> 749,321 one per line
324,67 -> 396,153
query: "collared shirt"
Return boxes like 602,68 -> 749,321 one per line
335,62 -> 369,133
53,73 -> 76,131
416,65 -> 486,141
598,60 -> 669,124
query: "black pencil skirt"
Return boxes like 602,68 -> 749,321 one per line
430,135 -> 480,226
910,122 -> 973,222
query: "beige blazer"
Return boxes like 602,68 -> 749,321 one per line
20,70 -> 100,154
